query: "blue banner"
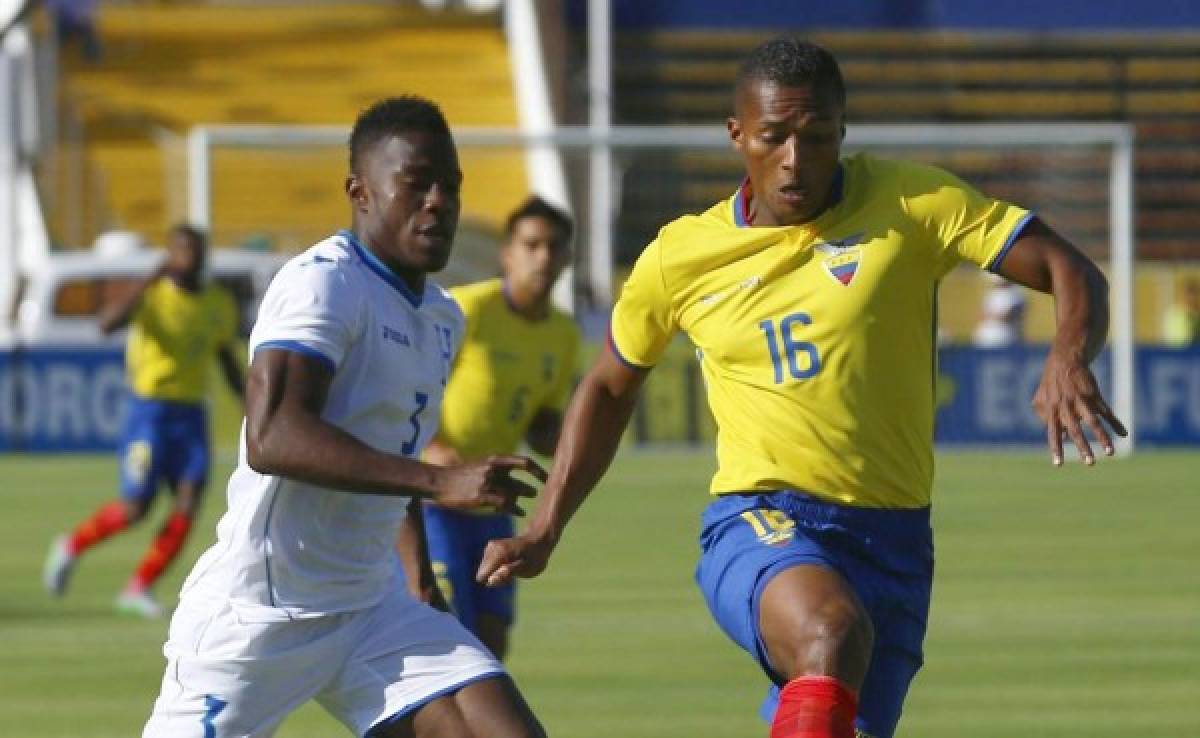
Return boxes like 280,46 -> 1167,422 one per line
3,345 -> 1198,451
935,345 -> 1200,446
0,347 -> 128,451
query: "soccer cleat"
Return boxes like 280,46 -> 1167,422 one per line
43,535 -> 76,597
115,587 -> 165,618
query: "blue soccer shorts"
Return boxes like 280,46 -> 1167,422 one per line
421,504 -> 516,633
119,395 -> 210,502
694,490 -> 933,738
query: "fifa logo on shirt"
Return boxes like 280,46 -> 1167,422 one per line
815,232 -> 866,287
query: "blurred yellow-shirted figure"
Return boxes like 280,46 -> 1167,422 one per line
402,196 -> 578,660
43,224 -> 244,618
126,272 -> 238,402
438,278 -> 578,462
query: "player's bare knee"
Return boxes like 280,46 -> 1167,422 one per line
827,601 -> 873,660
785,600 -> 873,679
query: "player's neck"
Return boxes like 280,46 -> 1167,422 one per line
169,273 -> 203,293
750,190 -> 834,228
502,280 -> 550,321
744,164 -> 844,227
357,235 -> 426,297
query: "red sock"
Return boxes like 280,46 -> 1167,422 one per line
129,512 -> 194,591
769,676 -> 858,738
67,501 -> 131,556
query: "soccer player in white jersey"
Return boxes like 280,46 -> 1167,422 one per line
141,97 -> 548,738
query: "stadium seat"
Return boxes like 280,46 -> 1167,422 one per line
57,4 -> 525,249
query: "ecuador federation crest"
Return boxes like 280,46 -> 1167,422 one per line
815,232 -> 866,287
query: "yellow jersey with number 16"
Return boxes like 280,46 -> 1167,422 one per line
609,153 -> 1032,509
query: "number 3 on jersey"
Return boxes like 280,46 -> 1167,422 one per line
401,391 -> 429,456
759,313 -> 821,384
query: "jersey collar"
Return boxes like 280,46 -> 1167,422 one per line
732,163 -> 845,228
338,229 -> 425,308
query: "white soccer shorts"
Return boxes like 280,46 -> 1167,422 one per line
142,589 -> 504,737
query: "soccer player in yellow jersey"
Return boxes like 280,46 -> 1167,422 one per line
479,39 -> 1126,738
43,224 -> 244,617
403,196 -> 578,660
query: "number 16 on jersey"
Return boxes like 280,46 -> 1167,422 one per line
759,313 -> 821,384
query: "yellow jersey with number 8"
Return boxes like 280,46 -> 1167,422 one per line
127,279 -> 238,403
437,279 -> 579,459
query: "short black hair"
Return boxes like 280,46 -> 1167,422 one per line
735,38 -> 846,108
504,195 -> 574,247
348,96 -> 452,173
169,222 -> 207,249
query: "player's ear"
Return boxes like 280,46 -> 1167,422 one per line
345,174 -> 369,213
727,116 -> 745,152
498,241 -> 514,273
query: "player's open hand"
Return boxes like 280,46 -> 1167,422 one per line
433,455 -> 546,516
1032,351 -> 1127,466
477,533 -> 555,588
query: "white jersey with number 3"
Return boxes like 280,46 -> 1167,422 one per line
180,230 -> 463,622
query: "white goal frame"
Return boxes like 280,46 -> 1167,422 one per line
187,122 -> 1137,454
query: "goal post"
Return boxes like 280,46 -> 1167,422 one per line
186,122 -> 1136,454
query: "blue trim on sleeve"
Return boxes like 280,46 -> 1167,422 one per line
367,671 -> 507,735
254,340 -> 336,375
606,326 -> 653,370
987,211 -> 1036,274
338,229 -> 425,308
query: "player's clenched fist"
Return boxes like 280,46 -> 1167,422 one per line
432,455 -> 547,516
477,533 -> 555,588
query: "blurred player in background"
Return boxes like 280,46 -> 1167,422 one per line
399,195 -> 578,660
141,96 -> 547,738
972,272 -> 1027,347
479,38 -> 1126,738
1161,276 -> 1200,346
43,223 -> 242,618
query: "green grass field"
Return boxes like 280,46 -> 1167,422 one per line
2,449 -> 1197,737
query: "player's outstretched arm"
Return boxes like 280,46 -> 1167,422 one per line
97,259 -> 170,334
477,348 -> 648,587
996,217 -> 1128,465
245,348 -> 543,513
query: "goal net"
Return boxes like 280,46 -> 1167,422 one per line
185,122 -> 1136,453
